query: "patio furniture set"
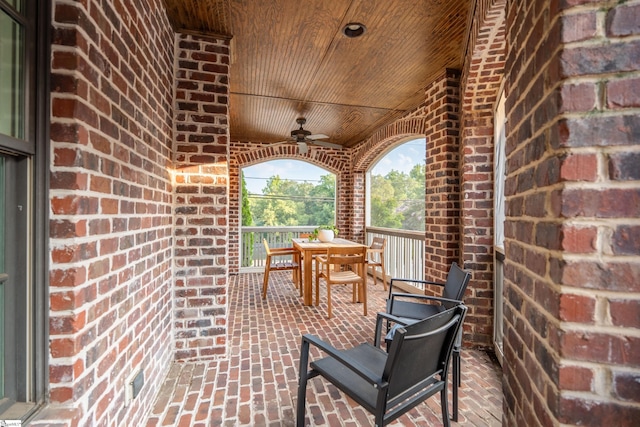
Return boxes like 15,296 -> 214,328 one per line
261,235 -> 472,425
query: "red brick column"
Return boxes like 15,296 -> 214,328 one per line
503,1 -> 640,425
424,70 -> 462,281
45,0 -> 174,425
459,0 -> 507,347
333,168 -> 361,242
173,34 -> 230,360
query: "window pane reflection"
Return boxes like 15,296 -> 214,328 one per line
5,1 -> 24,13
0,10 -> 24,140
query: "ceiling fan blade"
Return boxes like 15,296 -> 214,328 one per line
297,142 -> 308,154
311,140 -> 343,150
270,140 -> 294,147
307,134 -> 329,140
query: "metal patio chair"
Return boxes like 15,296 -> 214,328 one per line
297,303 -> 467,426
381,262 -> 472,420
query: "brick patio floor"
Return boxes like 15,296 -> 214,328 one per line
145,271 -> 503,426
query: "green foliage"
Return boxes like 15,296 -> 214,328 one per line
250,174 -> 336,226
306,175 -> 336,226
308,224 -> 339,241
370,164 -> 425,231
369,175 -> 402,228
241,173 -> 253,227
241,173 -> 254,266
246,162 -> 424,232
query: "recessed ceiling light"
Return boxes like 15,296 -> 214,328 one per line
342,22 -> 366,38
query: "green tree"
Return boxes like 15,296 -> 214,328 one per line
369,164 -> 425,231
369,174 -> 402,228
306,174 -> 336,226
251,176 -> 308,226
241,173 -> 255,266
249,173 -> 337,227
402,164 -> 425,231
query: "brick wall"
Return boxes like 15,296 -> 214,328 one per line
43,0 -> 175,425
352,70 -> 462,286
173,33 -> 231,361
423,70 -> 462,282
459,0 -> 506,347
503,0 -> 640,425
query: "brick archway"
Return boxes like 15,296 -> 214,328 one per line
353,117 -> 428,172
349,119 -> 428,244
228,142 -> 352,272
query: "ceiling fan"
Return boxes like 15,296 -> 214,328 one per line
274,117 -> 342,154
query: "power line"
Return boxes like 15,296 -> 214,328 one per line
248,194 -> 335,202
244,176 -> 323,184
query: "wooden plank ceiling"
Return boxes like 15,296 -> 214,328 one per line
163,0 -> 472,148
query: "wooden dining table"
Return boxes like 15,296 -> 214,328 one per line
292,237 -> 367,306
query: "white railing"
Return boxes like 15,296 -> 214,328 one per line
240,226 -> 425,281
240,226 -> 315,271
365,226 -> 425,282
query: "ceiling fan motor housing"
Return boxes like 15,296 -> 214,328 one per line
292,118 -> 312,141
292,128 -> 311,140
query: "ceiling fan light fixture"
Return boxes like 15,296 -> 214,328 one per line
342,22 -> 366,38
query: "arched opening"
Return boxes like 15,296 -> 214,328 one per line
365,138 -> 426,281
239,159 -> 337,269
367,138 -> 425,231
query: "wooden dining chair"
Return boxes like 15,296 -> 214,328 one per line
315,245 -> 367,318
366,236 -> 387,290
262,239 -> 302,299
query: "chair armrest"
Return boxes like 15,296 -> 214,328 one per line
389,293 -> 461,305
376,311 -> 412,325
388,294 -> 462,316
315,255 -> 328,271
366,248 -> 383,262
388,277 -> 445,298
301,334 -> 384,387
269,247 -> 297,255
374,312 -> 412,347
315,255 -> 328,263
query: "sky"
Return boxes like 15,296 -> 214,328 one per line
242,138 -> 426,194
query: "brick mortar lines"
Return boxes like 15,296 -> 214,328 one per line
51,35 -> 173,149
172,35 -> 230,361
50,7 -> 176,427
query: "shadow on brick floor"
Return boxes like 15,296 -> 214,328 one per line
145,271 -> 503,426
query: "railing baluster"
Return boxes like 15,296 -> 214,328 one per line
240,226 -> 424,280
365,227 -> 424,282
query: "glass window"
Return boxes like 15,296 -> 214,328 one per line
5,1 -> 22,12
493,92 -> 506,365
0,156 -> 4,396
0,153 -> 29,412
0,9 -> 24,140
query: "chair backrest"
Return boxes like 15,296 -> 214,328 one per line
441,262 -> 472,307
325,245 -> 366,267
263,238 -> 272,255
369,237 -> 386,251
383,304 -> 467,401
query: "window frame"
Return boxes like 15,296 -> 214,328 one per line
0,0 -> 49,420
